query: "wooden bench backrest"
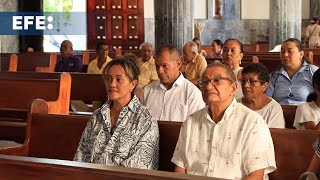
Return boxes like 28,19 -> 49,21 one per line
70,73 -> 107,101
29,114 -> 89,160
0,99 -> 48,156
0,53 -> 12,71
16,53 -> 54,71
0,72 -> 71,114
281,105 -> 298,129
269,128 -> 320,180
0,154 -> 218,180
158,121 -> 182,171
21,113 -> 320,180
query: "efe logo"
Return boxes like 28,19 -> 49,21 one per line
12,16 -> 53,30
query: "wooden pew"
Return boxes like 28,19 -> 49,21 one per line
281,105 -> 298,129
0,155 -> 218,180
0,53 -> 11,71
11,113 -> 319,180
268,128 -> 320,180
0,72 -> 71,114
14,52 -> 57,72
0,99 -> 48,156
0,71 -> 107,103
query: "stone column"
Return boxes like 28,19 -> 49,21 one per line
154,0 -> 194,52
0,0 -> 18,53
269,0 -> 302,50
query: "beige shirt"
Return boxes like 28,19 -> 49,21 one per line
137,57 -> 158,89
87,56 -> 112,74
172,99 -> 276,179
306,24 -> 320,48
181,54 -> 207,81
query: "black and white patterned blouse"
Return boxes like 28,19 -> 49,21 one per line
74,95 -> 159,170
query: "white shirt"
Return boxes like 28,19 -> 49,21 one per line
238,98 -> 285,128
233,67 -> 243,99
141,74 -> 205,122
171,99 -> 276,179
293,101 -> 320,130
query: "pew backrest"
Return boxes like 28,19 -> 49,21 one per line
281,105 -> 298,129
269,128 -> 320,180
0,99 -> 48,156
0,72 -> 71,114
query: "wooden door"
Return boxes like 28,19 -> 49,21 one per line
87,0 -> 144,51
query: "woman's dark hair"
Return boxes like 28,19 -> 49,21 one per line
307,68 -> 320,102
242,63 -> 270,83
103,58 -> 140,92
311,17 -> 318,24
212,39 -> 223,47
223,38 -> 244,53
192,37 -> 200,42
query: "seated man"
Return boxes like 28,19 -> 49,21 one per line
54,40 -> 83,72
87,40 -> 112,74
141,44 -> 205,122
137,42 -> 159,89
71,40 -> 111,112
172,63 -> 276,179
181,41 -> 207,86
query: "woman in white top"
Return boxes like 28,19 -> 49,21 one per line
238,63 -> 285,128
294,68 -> 320,130
222,38 -> 244,99
305,17 -> 320,48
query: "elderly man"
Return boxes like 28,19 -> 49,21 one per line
172,63 -> 276,179
181,41 -> 207,86
54,40 -> 83,72
141,44 -> 205,122
137,42 -> 159,89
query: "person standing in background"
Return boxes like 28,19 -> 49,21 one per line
305,17 -> 320,48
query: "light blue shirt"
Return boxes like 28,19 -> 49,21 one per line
266,62 -> 318,105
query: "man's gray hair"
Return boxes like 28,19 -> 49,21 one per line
139,42 -> 153,50
184,41 -> 198,53
206,63 -> 236,82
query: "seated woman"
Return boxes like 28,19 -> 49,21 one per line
74,58 -> 159,170
238,63 -> 285,128
222,38 -> 244,99
266,38 -> 319,105
294,68 -> 320,130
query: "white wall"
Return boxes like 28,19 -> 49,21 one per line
144,0 -> 154,18
194,0 -> 207,19
302,0 -> 310,19
241,0 -> 269,19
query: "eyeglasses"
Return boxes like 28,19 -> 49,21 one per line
239,78 -> 264,86
198,77 -> 232,87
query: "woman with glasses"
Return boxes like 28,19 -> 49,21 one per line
74,58 -> 159,170
238,63 -> 285,128
222,38 -> 244,99
266,38 -> 319,105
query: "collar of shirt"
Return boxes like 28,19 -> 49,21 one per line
101,95 -> 139,114
159,73 -> 185,90
278,61 -> 310,75
205,98 -> 237,125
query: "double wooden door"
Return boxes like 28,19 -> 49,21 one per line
87,0 -> 144,50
